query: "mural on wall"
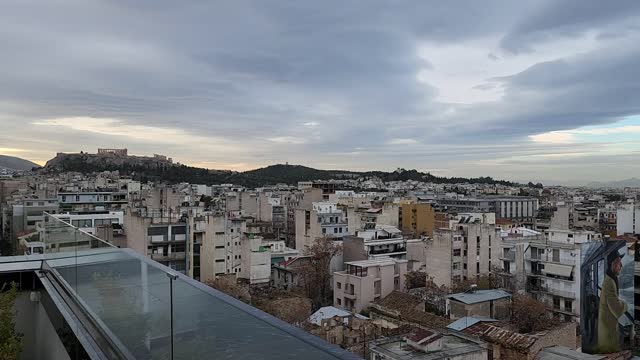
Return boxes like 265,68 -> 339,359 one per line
580,240 -> 634,354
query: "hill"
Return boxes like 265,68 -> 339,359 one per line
42,153 -> 518,187
586,178 -> 640,188
0,155 -> 39,171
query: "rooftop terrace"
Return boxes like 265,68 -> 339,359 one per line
0,214 -> 359,360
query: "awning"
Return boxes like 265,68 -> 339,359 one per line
542,263 -> 573,278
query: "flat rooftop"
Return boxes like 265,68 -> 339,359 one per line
370,333 -> 486,360
344,258 -> 406,268
447,289 -> 512,304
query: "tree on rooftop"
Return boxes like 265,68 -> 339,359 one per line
405,271 -> 427,290
510,294 -> 557,333
300,236 -> 342,310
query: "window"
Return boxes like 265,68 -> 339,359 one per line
173,244 -> 185,253
489,235 -> 492,246
322,228 -> 327,234
339,227 -> 343,233
453,249 -> 461,256
553,297 -> 561,309
463,263 -> 467,270
565,299 -> 573,312
337,298 -> 342,306
215,259 -> 224,263
552,249 -> 560,262
72,219 -> 92,228
334,227 -> 338,234
476,262 -> 480,275
337,282 -> 341,289
452,262 -> 460,270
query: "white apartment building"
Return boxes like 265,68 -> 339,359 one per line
500,228 -> 602,322
52,211 -> 124,235
58,191 -> 127,212
617,202 -> 639,236
295,202 -> 349,251
333,258 -> 407,313
425,221 -> 501,288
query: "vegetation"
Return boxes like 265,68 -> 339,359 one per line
300,237 -> 343,310
405,271 -> 427,290
45,155 -> 519,187
0,282 -> 22,360
510,294 -> 558,333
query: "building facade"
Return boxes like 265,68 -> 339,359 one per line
333,258 -> 407,313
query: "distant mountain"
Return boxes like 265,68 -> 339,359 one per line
0,155 -> 39,171
42,153 -> 519,187
586,178 -> 640,188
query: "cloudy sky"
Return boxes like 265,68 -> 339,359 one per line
1,0 -> 640,184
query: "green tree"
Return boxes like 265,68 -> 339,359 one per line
0,282 -> 23,360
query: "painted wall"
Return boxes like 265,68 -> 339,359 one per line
580,240 -> 634,354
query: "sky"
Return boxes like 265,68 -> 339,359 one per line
1,0 -> 640,184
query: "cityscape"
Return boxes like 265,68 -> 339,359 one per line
0,148 -> 639,359
2,1 -> 640,360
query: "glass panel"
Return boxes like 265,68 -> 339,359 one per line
39,212 -> 352,359
172,277 -> 343,359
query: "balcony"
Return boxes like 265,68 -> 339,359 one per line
151,252 -> 186,262
531,285 -> 577,299
500,251 -> 515,261
30,213 -> 359,360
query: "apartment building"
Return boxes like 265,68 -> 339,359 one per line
617,202 -> 639,236
398,202 -> 435,237
345,203 -> 399,233
597,206 -> 617,237
123,208 -> 188,273
284,187 -> 323,247
343,224 -> 407,262
500,228 -> 602,322
198,214 -> 272,285
333,258 -> 407,313
425,221 -> 501,288
58,191 -> 127,212
51,211 -> 123,235
295,201 -> 349,251
11,198 -> 59,235
433,195 -> 538,221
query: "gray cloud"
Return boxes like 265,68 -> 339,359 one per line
0,0 -> 639,181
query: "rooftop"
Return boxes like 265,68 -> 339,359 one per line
447,289 -> 512,304
307,306 -> 368,326
369,332 -> 486,360
447,317 -> 498,331
344,258 -> 406,268
0,214 -> 359,360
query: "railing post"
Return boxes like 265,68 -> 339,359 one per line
167,272 -> 178,360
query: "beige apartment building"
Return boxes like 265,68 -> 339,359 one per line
295,202 -> 349,251
333,258 -> 407,313
425,221 -> 501,288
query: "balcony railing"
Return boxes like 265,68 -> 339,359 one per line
151,252 -> 186,262
39,213 -> 359,360
500,251 -> 515,261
